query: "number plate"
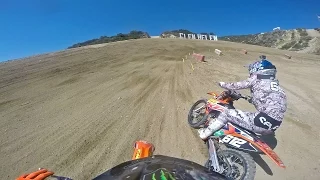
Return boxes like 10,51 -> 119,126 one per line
222,135 -> 247,148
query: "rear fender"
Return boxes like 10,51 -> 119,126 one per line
217,123 -> 285,168
230,133 -> 286,168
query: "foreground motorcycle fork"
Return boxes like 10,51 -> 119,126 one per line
208,139 -> 221,172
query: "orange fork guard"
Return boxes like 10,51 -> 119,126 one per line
132,140 -> 155,160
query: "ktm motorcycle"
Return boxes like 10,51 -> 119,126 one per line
188,90 -> 285,180
31,140 -> 227,180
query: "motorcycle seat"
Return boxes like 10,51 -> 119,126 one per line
230,123 -> 262,136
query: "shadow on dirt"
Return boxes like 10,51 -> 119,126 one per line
250,132 -> 278,176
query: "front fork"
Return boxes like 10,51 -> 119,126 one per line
207,138 -> 221,172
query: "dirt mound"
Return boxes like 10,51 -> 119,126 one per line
1,39 -> 320,179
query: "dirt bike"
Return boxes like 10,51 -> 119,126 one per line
187,91 -> 285,180
33,141 -> 156,180
41,140 -> 226,179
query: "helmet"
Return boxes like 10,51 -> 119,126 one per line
259,55 -> 267,60
248,59 -> 276,76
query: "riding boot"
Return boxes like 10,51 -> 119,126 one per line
198,120 -> 225,140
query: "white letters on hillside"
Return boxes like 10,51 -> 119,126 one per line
179,33 -> 218,41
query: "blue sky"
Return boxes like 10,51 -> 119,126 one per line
0,0 -> 319,62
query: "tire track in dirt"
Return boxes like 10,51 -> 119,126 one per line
76,61 -> 173,179
1,39 -> 320,179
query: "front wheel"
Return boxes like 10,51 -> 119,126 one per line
188,99 -> 209,128
205,149 -> 256,180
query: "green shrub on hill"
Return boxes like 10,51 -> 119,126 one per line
68,30 -> 150,49
297,28 -> 308,36
280,41 -> 296,50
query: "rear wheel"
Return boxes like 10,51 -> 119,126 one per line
187,100 -> 209,128
205,149 -> 256,180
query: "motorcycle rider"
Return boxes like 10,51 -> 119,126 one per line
198,56 -> 287,140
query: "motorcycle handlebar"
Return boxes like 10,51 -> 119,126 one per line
240,95 -> 253,103
218,90 -> 252,103
240,95 -> 248,100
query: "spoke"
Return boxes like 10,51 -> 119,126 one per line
194,105 -> 205,112
233,157 -> 239,164
219,153 -> 246,179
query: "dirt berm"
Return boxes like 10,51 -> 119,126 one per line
1,38 -> 319,179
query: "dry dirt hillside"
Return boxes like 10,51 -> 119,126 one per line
220,28 -> 320,55
1,38 -> 320,180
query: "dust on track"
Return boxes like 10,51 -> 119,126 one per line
1,38 -> 319,179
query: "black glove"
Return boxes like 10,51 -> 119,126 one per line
217,90 -> 228,100
228,90 -> 242,100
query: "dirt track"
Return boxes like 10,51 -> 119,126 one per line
1,38 -> 320,179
